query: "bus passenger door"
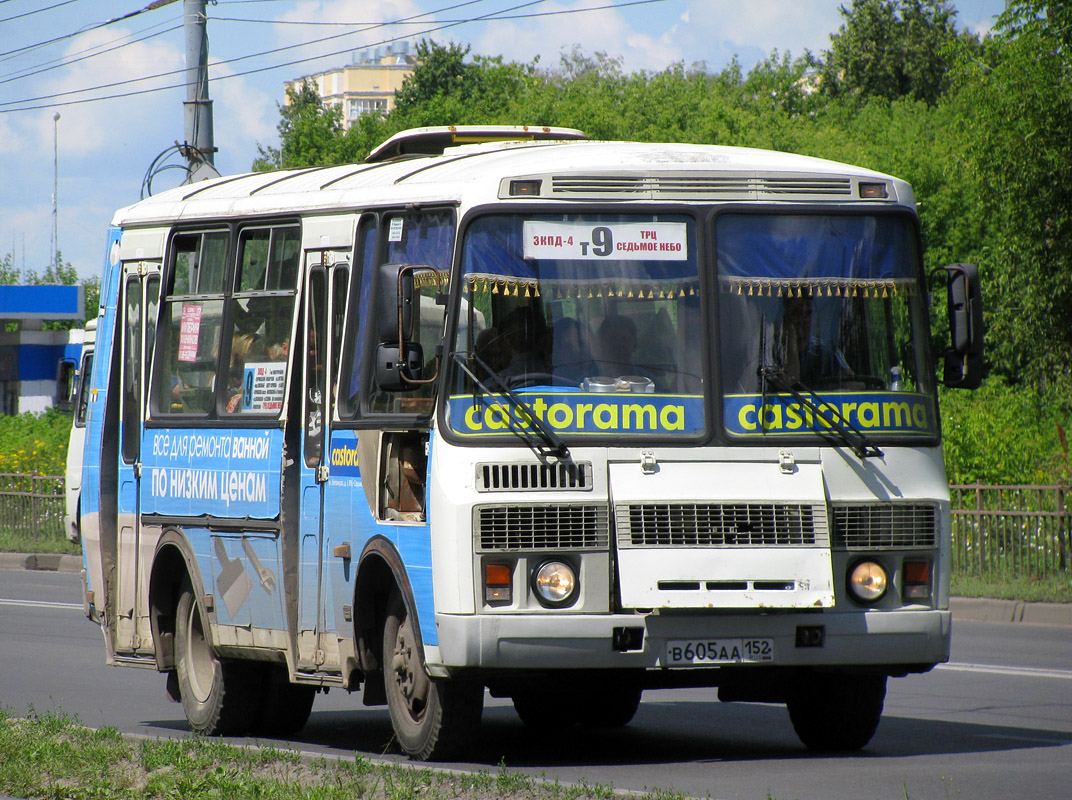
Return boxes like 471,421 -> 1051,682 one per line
296,254 -> 348,672
116,262 -> 160,656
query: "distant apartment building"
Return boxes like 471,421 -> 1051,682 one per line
286,43 -> 417,128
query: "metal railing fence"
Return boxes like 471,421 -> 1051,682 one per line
0,473 -> 66,543
950,484 -> 1070,578
1,473 -> 1070,579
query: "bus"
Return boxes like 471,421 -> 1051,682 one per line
65,319 -> 96,543
79,125 -> 983,760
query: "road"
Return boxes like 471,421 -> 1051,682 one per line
2,568 -> 1070,800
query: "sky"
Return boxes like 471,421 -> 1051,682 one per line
0,0 -> 1007,283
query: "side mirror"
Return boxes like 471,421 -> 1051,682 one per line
377,263 -> 415,344
375,342 -> 425,392
939,263 -> 984,389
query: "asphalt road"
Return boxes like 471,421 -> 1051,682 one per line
2,568 -> 1070,800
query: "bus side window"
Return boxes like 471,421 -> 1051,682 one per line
364,210 -> 454,416
221,225 -> 300,416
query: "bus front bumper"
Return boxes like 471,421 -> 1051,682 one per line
432,608 -> 951,672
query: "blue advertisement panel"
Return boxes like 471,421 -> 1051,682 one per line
447,391 -> 705,438
724,391 -> 935,438
141,427 -> 283,518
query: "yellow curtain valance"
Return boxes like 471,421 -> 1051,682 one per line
463,273 -> 700,300
718,276 -> 918,299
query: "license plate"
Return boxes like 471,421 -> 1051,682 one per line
665,638 -> 774,666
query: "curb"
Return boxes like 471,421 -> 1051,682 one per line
3,553 -> 1068,626
0,552 -> 82,573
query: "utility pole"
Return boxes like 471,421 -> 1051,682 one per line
183,0 -> 219,183
52,111 -> 60,271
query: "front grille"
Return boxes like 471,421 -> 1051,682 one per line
476,504 -> 609,551
617,503 -> 822,547
830,504 -> 938,549
476,461 -> 592,492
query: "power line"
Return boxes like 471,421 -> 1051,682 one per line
0,0 -> 179,61
0,0 -> 83,25
0,21 -> 182,84
0,0 -> 501,108
0,0 -> 672,114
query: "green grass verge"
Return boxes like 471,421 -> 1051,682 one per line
0,530 -> 80,555
950,573 -> 1072,604
0,709 -> 687,800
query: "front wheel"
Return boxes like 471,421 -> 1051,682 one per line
174,579 -> 259,735
383,591 -> 483,760
786,672 -> 887,751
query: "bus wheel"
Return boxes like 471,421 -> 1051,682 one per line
578,685 -> 642,727
174,580 -> 258,735
383,591 -> 482,760
787,672 -> 887,751
513,685 -> 642,728
255,666 -> 316,737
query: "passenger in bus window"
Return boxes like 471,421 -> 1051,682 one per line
552,316 -> 597,384
780,295 -> 851,387
500,306 -> 550,380
596,314 -> 640,376
474,326 -> 511,381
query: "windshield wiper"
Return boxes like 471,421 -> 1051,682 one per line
451,352 -> 570,461
757,366 -> 884,459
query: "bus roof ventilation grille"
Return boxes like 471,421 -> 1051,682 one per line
476,461 -> 593,492
549,175 -> 853,200
616,502 -> 825,548
831,503 -> 937,550
476,504 -> 609,551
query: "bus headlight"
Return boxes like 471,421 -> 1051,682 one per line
532,560 -> 577,607
848,560 -> 888,604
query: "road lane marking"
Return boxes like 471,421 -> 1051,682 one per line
939,662 -> 1072,680
0,599 -> 82,611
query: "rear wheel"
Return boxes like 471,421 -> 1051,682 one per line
254,665 -> 316,737
383,591 -> 482,760
513,684 -> 642,728
174,579 -> 259,735
787,672 -> 887,751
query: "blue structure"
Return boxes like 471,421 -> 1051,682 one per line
0,284 -> 85,415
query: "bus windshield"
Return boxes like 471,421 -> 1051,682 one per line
717,213 -> 937,442
446,212 -> 704,442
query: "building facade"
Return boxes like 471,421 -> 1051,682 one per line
285,44 -> 417,129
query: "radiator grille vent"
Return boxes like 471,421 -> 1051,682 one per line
617,503 -> 823,547
476,504 -> 609,551
831,504 -> 938,549
550,174 -> 853,200
476,461 -> 592,492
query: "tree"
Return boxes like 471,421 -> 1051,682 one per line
819,0 -> 971,105
949,1 -> 1072,386
253,81 -> 347,171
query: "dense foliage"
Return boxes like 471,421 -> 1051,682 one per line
0,409 -> 71,476
250,1 -> 1070,484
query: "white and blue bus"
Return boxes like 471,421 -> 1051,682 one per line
79,125 -> 983,759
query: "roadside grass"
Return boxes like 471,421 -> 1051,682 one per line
950,573 -> 1072,604
0,708 -> 690,800
0,528 -> 80,555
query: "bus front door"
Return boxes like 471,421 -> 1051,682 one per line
116,262 -> 160,656
295,255 -> 349,674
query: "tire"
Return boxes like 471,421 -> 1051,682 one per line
578,685 -> 643,727
513,684 -> 642,729
174,579 -> 259,736
254,665 -> 316,737
383,591 -> 482,760
787,672 -> 887,751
